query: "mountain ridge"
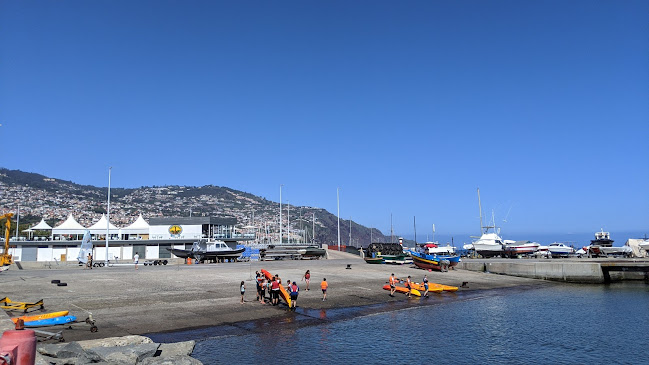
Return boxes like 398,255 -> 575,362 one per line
0,168 -> 392,246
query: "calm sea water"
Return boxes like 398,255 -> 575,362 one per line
150,282 -> 649,364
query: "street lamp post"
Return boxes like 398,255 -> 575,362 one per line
106,167 -> 112,265
279,185 -> 283,244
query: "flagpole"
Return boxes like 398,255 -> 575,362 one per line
105,167 -> 111,265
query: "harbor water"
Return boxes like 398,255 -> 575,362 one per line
150,282 -> 649,364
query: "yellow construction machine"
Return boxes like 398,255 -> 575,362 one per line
0,213 -> 14,266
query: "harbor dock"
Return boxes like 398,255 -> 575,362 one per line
459,258 -> 649,283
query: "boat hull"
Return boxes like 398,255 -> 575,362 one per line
364,257 -> 384,264
167,247 -> 245,260
411,255 -> 442,271
473,244 -> 503,257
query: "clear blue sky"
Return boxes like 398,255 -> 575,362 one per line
1,1 -> 647,238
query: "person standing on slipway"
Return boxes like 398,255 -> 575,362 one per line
134,253 -> 139,270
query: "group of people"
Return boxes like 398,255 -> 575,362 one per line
241,270 -> 329,308
389,273 -> 431,298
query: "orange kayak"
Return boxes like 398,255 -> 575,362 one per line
11,310 -> 69,324
261,269 -> 292,307
382,284 -> 421,297
397,277 -> 458,292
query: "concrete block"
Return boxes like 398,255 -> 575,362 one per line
158,340 -> 195,357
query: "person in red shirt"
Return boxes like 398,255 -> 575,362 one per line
289,281 -> 299,309
270,276 -> 280,306
303,270 -> 311,291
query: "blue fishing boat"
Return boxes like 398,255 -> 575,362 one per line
410,251 -> 460,271
24,315 -> 77,327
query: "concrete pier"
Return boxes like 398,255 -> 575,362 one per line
459,258 -> 649,283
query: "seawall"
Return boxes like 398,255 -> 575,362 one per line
459,258 -> 649,283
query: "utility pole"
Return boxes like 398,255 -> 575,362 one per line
337,187 -> 341,249
279,185 -> 283,244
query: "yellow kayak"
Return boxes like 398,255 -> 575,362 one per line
383,285 -> 422,297
409,282 -> 444,293
435,283 -> 459,292
11,310 -> 69,324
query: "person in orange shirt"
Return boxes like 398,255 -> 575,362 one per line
389,273 -> 397,297
320,278 -> 328,301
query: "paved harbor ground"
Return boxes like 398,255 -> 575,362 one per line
0,251 -> 558,342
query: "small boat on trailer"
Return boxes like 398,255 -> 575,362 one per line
167,239 -> 245,262
504,240 -> 540,257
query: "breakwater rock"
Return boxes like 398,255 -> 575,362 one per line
35,335 -> 201,364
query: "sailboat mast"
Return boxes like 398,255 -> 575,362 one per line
349,217 -> 351,246
337,187 -> 341,249
477,187 -> 483,233
279,185 -> 283,244
312,212 -> 315,245
390,213 -> 393,244
413,216 -> 417,246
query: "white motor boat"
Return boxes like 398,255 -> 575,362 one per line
547,242 -> 574,258
504,240 -> 540,257
423,242 -> 456,255
472,232 -> 504,257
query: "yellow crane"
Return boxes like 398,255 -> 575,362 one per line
0,213 -> 14,266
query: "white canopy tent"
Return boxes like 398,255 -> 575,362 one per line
87,214 -> 120,235
120,214 -> 150,239
52,213 -> 87,240
22,218 -> 53,240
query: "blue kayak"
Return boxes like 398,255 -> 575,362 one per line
24,315 -> 77,327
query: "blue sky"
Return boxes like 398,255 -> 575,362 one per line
1,1 -> 647,238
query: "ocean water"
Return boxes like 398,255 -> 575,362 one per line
149,282 -> 649,364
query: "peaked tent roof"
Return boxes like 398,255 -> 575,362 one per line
121,214 -> 150,233
52,213 -> 87,234
30,218 -> 53,230
87,214 -> 120,234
